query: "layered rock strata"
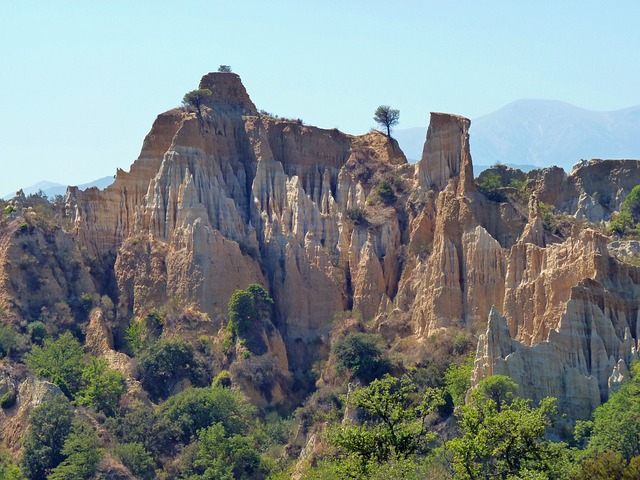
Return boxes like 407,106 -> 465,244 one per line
59,71 -> 640,420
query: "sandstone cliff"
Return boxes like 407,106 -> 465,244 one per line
56,72 -> 640,421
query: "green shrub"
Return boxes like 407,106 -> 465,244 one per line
345,207 -> 368,226
0,325 -> 19,358
21,395 -> 74,479
25,332 -> 84,398
75,358 -> 126,416
105,406 -> 180,458
138,338 -> 209,401
608,208 -> 635,236
332,332 -> 390,383
375,178 -> 397,205
213,370 -> 232,388
160,385 -> 254,443
115,443 -> 155,480
539,201 -> 556,231
444,355 -> 474,407
48,420 -> 101,480
0,389 -> 16,409
227,285 -> 273,339
477,171 -> 507,202
27,321 -> 47,345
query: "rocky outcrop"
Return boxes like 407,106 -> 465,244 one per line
0,377 -> 64,453
58,71 -> 640,424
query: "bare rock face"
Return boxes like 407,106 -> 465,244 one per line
66,72 -> 410,382
86,308 -> 138,378
416,112 -> 474,194
0,377 -> 64,453
61,71 -> 640,424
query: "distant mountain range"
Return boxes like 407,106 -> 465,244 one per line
395,99 -> 640,172
2,176 -> 114,201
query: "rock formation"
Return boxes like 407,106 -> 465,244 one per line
0,70 -> 638,426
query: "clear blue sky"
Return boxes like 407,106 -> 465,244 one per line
1,1 -> 639,196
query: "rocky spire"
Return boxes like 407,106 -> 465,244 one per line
416,112 -> 474,194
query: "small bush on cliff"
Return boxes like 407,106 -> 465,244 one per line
477,171 -> 507,202
75,358 -> 126,417
138,338 -> 209,401
345,207 -> 368,226
333,332 -> 390,383
608,185 -> 640,236
375,178 -> 397,205
227,284 -> 273,339
21,394 -> 74,479
0,325 -> 20,358
182,88 -> 213,121
0,389 -> 16,409
25,331 -> 84,398
115,443 -> 155,480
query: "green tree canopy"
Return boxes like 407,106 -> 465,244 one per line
138,338 -> 209,401
25,332 -> 84,398
160,385 -> 254,444
447,375 -> 566,480
48,420 -> 101,480
20,394 -> 74,480
227,284 -> 273,338
332,332 -> 390,383
115,443 -> 155,480
191,422 -> 267,480
182,89 -> 213,118
75,357 -> 126,417
581,361 -> 640,461
329,374 -> 443,477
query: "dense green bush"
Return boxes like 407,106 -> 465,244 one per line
115,443 -> 155,480
75,358 -> 125,416
227,284 -> 273,338
48,420 -> 101,480
190,423 -> 267,480
345,207 -> 368,226
332,332 -> 390,383
21,395 -> 74,479
375,178 -> 397,205
477,171 -> 507,202
160,385 -> 253,443
105,406 -> 180,458
138,338 -> 209,401
25,332 -> 84,397
0,447 -> 23,480
27,321 -> 47,345
0,325 -> 20,358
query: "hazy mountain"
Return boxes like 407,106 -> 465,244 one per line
3,176 -> 114,200
395,100 -> 640,171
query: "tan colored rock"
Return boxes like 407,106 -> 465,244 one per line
0,378 -> 64,453
85,308 -> 138,378
416,112 -> 474,195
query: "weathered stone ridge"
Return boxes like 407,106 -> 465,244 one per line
59,71 -> 640,422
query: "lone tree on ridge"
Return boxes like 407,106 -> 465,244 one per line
374,105 -> 400,137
